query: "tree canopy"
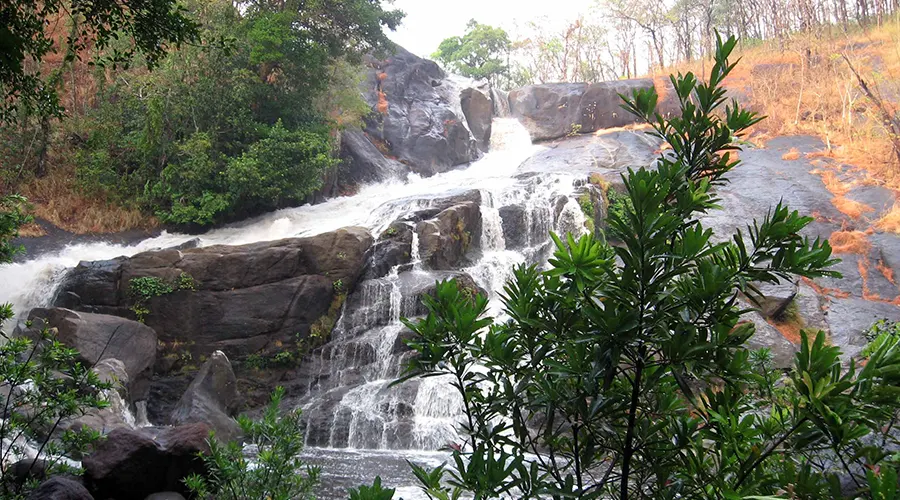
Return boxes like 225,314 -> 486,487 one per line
433,20 -> 510,87
0,0 -> 200,122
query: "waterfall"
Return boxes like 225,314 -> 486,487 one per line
0,118 -> 596,454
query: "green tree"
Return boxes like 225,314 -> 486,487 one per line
0,0 -> 200,123
0,195 -> 32,263
184,386 -> 320,500
71,0 -> 403,226
399,35 -> 900,499
433,20 -> 511,87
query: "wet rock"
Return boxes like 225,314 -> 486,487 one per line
516,131 -> 662,177
416,201 -> 482,270
509,83 -> 587,142
170,351 -> 241,442
508,79 -> 673,142
165,238 -> 201,252
499,203 -> 553,250
340,271 -> 486,337
145,493 -> 186,500
825,297 -> 900,360
490,87 -> 510,117
54,258 -> 125,309
54,228 -> 373,364
92,358 -> 129,399
82,424 -> 209,500
20,308 -> 156,401
742,311 -> 799,369
460,85 -> 493,152
339,128 -> 406,188
10,458 -> 49,488
750,279 -> 800,319
498,205 -> 528,248
27,476 -> 93,500
577,79 -> 676,133
364,223 -> 413,280
362,46 -> 479,176
794,281 -> 829,333
61,369 -> 135,436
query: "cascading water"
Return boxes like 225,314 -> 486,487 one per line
0,117 -> 596,496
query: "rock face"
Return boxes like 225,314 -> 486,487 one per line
82,424 -> 209,500
361,46 -> 480,176
54,228 -> 373,363
509,83 -> 587,142
414,192 -> 483,270
508,78 -> 674,141
460,86 -> 493,152
364,222 -> 414,280
19,309 -> 156,401
170,351 -> 241,442
339,128 -> 407,187
27,477 -> 94,500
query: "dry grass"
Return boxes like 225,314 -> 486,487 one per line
770,317 -> 805,344
782,148 -> 801,160
652,23 -> 900,229
877,258 -> 896,284
875,203 -> 900,231
828,229 -> 872,254
803,276 -> 853,299
19,167 -> 156,234
831,195 -> 875,218
17,222 -> 47,237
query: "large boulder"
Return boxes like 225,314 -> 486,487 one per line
19,309 -> 156,402
170,351 -> 241,442
82,424 -> 209,500
364,222 -> 414,280
460,86 -> 493,152
415,199 -> 482,270
509,83 -> 587,142
508,79 -> 674,141
339,128 -> 406,188
54,227 -> 374,363
27,477 -> 94,500
361,46 -> 479,176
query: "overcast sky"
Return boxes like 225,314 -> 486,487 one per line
388,0 -> 597,58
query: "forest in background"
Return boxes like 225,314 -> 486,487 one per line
433,1 -> 900,237
0,0 -> 402,233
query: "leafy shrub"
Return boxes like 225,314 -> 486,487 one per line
349,476 -> 396,500
128,275 -> 194,322
398,35 -> 900,499
184,386 -> 320,500
0,307 -> 111,498
0,195 -> 31,262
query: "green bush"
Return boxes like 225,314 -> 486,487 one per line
398,35 -> 900,499
184,386 -> 320,500
0,195 -> 32,263
349,476 -> 396,500
0,307 -> 112,499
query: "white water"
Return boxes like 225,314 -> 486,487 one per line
0,119 -> 543,319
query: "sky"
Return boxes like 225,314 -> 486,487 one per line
388,0 -> 597,58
